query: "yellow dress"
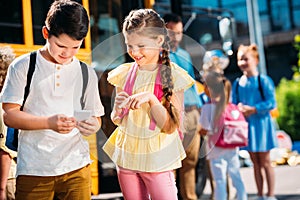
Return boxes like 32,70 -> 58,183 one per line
103,62 -> 194,172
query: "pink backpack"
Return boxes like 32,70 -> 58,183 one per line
210,103 -> 248,148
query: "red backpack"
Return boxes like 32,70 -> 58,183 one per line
210,103 -> 248,148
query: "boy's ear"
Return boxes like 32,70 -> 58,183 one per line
42,26 -> 49,39
156,35 -> 165,47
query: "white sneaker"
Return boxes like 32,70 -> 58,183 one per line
265,196 -> 277,200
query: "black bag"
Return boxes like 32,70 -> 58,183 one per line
5,51 -> 88,151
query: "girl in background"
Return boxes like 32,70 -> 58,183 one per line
232,44 -> 277,200
199,71 -> 247,200
103,9 -> 194,200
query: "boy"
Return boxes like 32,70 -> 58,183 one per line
0,1 -> 104,199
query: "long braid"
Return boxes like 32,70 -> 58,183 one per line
160,41 -> 180,126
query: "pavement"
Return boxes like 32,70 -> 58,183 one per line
92,164 -> 300,200
200,164 -> 300,200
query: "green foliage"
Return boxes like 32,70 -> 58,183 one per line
275,34 -> 300,141
276,78 -> 300,141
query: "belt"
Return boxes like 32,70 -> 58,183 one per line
185,105 -> 198,112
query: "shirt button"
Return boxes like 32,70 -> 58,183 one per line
57,66 -> 61,70
56,83 -> 60,87
56,75 -> 60,79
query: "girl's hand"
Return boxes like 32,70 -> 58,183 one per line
238,103 -> 256,117
127,91 -> 156,110
76,117 -> 100,136
114,91 -> 130,109
48,114 -> 76,134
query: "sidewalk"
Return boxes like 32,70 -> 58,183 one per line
91,165 -> 300,200
201,164 -> 300,200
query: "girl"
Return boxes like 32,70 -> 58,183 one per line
199,71 -> 247,200
232,44 -> 277,200
102,9 -> 194,200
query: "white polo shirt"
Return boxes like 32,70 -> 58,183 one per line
0,50 -> 104,176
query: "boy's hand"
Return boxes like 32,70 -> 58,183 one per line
48,114 -> 76,134
76,117 -> 100,136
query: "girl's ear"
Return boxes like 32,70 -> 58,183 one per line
156,35 -> 165,47
42,26 -> 49,39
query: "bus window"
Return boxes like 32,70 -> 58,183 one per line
0,0 -> 24,44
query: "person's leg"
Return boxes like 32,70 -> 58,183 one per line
117,167 -> 149,200
16,175 -> 55,200
142,170 -> 178,200
0,150 -> 11,200
258,152 -> 276,198
55,165 -> 91,200
210,157 -> 227,200
179,133 -> 200,200
227,151 -> 247,200
206,160 -> 215,199
179,109 -> 200,200
6,178 -> 16,200
249,152 -> 264,197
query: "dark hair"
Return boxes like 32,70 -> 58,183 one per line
204,71 -> 231,122
45,0 -> 89,40
123,9 -> 180,128
163,13 -> 182,24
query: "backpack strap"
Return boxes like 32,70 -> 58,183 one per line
258,74 -> 265,100
79,61 -> 89,110
21,51 -> 37,110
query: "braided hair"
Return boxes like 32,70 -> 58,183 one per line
123,9 -> 180,127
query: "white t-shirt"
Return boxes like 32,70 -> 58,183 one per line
200,103 -> 238,159
0,50 -> 104,176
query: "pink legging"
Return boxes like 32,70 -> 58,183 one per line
117,167 -> 178,200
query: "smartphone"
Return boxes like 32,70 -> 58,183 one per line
74,110 -> 92,121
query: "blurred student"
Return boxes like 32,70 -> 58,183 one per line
163,13 -> 202,200
0,46 -> 16,200
232,44 -> 277,200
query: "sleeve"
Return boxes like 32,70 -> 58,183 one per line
171,62 -> 195,92
0,54 -> 29,105
84,67 -> 105,117
199,104 -> 213,131
107,63 -> 132,89
254,75 -> 277,114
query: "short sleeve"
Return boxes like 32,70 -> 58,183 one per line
171,62 -> 195,92
107,63 -> 133,89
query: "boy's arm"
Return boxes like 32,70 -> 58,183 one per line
2,103 -> 76,134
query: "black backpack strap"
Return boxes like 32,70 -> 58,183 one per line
80,61 -> 89,109
258,74 -> 265,100
21,51 -> 37,110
